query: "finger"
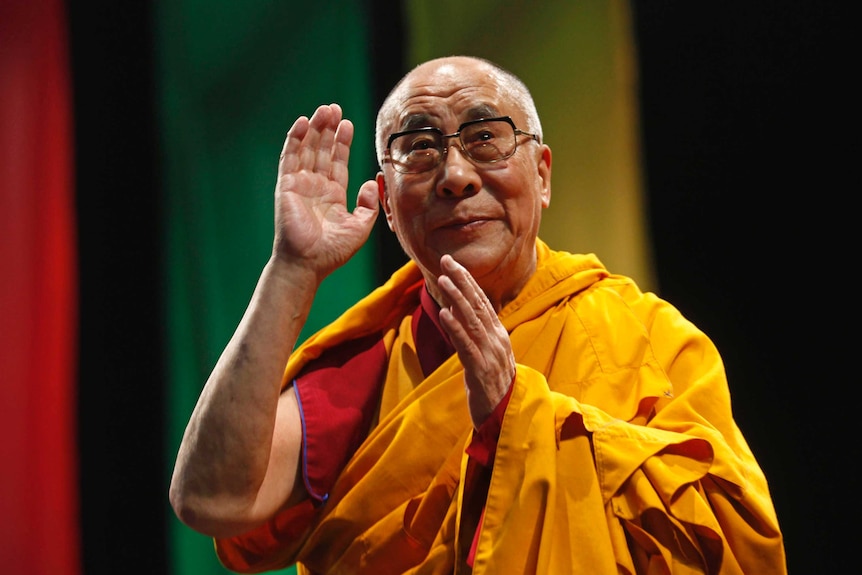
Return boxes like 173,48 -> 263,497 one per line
437,255 -> 511,367
437,273 -> 486,357
437,303 -> 466,351
439,255 -> 493,325
352,180 -> 381,234
279,115 -> 309,174
331,117 -> 354,189
355,179 -> 380,214
437,257 -> 514,427
298,105 -> 332,171
312,104 -> 342,175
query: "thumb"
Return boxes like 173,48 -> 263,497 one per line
353,179 -> 380,227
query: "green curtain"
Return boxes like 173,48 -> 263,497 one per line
157,2 -> 377,573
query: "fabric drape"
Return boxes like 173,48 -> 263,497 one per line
0,0 -> 79,573
215,240 -> 785,574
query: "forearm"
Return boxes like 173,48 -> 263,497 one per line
169,256 -> 317,535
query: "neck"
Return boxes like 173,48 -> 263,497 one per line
424,270 -> 530,314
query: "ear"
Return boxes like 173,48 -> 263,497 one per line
537,145 -> 552,208
376,172 -> 395,231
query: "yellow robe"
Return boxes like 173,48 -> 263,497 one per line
216,240 -> 786,574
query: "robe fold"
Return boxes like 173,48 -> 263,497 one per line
215,239 -> 786,574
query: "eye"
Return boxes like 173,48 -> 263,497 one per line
409,135 -> 437,152
465,128 -> 497,145
393,132 -> 440,156
476,129 -> 496,142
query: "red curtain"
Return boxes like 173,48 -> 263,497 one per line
0,0 -> 80,573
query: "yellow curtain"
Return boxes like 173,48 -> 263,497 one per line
406,0 -> 655,291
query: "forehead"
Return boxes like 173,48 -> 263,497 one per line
385,60 -> 522,131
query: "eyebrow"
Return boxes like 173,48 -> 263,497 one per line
399,113 -> 435,132
464,104 -> 500,122
397,104 -> 503,132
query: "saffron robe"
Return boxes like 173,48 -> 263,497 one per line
215,239 -> 787,574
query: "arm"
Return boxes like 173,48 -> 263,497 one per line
169,103 -> 380,538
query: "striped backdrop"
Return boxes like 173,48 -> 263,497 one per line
11,0 -> 851,573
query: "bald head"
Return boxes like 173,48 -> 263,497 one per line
374,56 -> 543,167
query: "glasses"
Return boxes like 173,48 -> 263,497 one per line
384,116 -> 540,174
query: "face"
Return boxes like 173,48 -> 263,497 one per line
377,57 -> 552,310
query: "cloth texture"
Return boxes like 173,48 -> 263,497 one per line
214,239 -> 786,574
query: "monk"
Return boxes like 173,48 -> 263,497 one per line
169,55 -> 787,574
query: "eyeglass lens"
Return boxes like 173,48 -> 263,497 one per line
389,119 -> 517,173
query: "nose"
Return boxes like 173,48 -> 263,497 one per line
435,140 -> 481,198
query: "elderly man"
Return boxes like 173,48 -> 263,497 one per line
170,56 -> 786,574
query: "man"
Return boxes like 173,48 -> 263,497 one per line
170,56 -> 787,574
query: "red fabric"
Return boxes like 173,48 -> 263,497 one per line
466,383 -> 512,466
296,286 -> 456,503
412,286 -> 455,377
0,0 -> 79,573
466,507 -> 487,568
217,499 -> 319,572
294,286 -> 508,568
464,384 -> 512,567
293,333 -> 388,501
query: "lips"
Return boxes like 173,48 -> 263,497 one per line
442,218 -> 487,230
433,213 -> 493,231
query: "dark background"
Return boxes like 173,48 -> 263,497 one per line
70,1 -> 852,573
633,3 -> 853,573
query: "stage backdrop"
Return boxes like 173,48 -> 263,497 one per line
0,1 -> 79,574
157,1 -> 648,574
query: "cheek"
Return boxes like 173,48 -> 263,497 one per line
388,189 -> 427,231
387,195 -> 424,235
503,181 -> 545,231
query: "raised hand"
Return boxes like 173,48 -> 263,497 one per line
274,103 -> 379,281
436,254 -> 516,428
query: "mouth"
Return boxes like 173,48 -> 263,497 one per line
435,214 -> 493,231
442,219 -> 488,231
431,217 -> 497,244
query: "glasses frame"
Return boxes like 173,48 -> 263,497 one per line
384,116 -> 540,174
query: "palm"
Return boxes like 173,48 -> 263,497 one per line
273,104 -> 378,278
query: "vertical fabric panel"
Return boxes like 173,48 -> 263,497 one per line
406,0 -> 654,291
156,2 -> 377,573
0,0 -> 80,573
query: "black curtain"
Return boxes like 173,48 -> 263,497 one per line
70,1 -> 851,573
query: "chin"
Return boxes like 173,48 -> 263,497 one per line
446,246 -> 507,278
